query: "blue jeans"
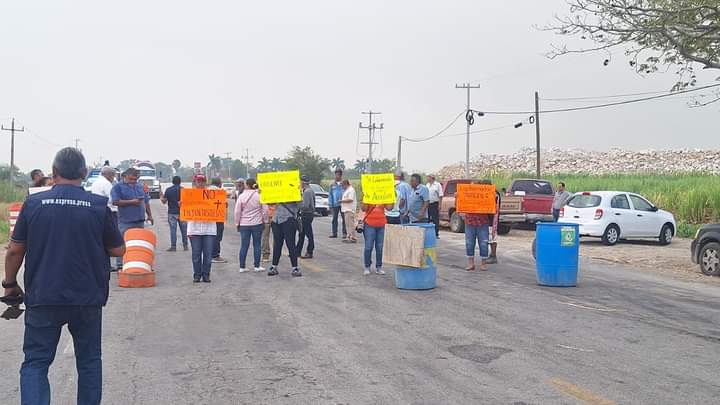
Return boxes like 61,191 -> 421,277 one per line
168,213 -> 188,248
552,208 -> 561,222
331,206 -> 346,237
117,221 -> 144,267
190,235 -> 214,279
239,224 -> 264,268
21,306 -> 103,405
363,225 -> 385,269
212,222 -> 224,258
465,224 -> 489,258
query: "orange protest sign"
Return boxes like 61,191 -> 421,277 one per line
456,184 -> 497,214
180,188 -> 227,222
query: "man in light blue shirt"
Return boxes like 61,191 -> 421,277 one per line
392,172 -> 412,224
407,173 -> 430,223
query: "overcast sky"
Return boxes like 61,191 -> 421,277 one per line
1,0 -> 718,175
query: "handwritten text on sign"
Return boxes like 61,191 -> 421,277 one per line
456,184 -> 497,214
361,173 -> 396,205
180,188 -> 227,222
257,170 -> 302,204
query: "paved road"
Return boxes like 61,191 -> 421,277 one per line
1,200 -> 719,404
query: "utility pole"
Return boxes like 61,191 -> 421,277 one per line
359,110 -> 383,174
1,118 -> 25,178
242,148 -> 253,178
73,138 -> 82,151
455,83 -> 481,178
224,152 -> 232,180
396,136 -> 403,174
535,91 -> 541,178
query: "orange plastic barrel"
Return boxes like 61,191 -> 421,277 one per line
119,228 -> 156,288
8,202 -> 23,236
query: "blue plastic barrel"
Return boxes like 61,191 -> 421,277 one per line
395,223 -> 437,290
535,222 -> 579,287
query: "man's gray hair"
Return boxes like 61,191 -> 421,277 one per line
52,147 -> 87,180
101,166 -> 116,176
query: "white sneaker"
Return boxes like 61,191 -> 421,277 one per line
375,269 -> 386,275
238,268 -> 248,273
254,267 -> 265,272
363,268 -> 371,276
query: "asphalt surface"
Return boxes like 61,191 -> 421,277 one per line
1,200 -> 719,404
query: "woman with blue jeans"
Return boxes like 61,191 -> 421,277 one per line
361,203 -> 393,275
234,178 -> 269,272
464,213 -> 490,271
188,174 -> 217,282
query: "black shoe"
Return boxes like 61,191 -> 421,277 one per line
301,253 -> 313,259
193,278 -> 201,283
202,277 -> 211,283
183,245 -> 189,251
166,247 -> 177,252
267,267 -> 279,276
328,235 -> 338,239
292,268 -> 302,277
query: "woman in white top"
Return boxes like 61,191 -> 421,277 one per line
188,174 -> 217,283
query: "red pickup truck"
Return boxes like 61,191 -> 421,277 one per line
439,178 -> 555,235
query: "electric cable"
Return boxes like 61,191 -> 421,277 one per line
401,111 -> 466,143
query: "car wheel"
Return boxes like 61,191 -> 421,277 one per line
602,224 -> 620,246
659,223 -> 674,246
450,212 -> 465,233
497,224 -> 511,235
699,242 -> 720,276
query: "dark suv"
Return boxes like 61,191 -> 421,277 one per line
691,224 -> 720,276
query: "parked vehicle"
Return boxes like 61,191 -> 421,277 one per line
560,191 -> 676,246
310,183 -> 330,216
83,168 -> 102,192
440,179 -> 522,235
691,224 -> 720,276
222,182 -> 236,198
501,179 -> 555,225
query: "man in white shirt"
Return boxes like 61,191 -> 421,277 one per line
426,175 -> 444,237
90,166 -> 120,270
340,180 -> 357,243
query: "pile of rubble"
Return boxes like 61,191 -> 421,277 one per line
438,148 -> 720,177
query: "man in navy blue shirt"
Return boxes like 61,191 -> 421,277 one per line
161,175 -> 188,251
2,147 -> 125,405
111,168 -> 153,268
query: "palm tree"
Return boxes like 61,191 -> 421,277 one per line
270,158 -> 285,171
331,158 -> 346,171
354,159 -> 367,174
207,154 -> 223,177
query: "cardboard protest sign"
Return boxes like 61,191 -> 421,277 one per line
257,170 -> 302,204
361,173 -> 395,205
180,188 -> 227,222
456,184 -> 497,214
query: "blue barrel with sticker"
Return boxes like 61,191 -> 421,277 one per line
395,223 -> 437,290
535,222 -> 579,287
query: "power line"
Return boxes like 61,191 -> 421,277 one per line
474,83 -> 720,115
541,89 -> 671,102
401,111 -> 465,143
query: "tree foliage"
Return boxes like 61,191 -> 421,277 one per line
544,1 -> 720,94
283,146 -> 330,183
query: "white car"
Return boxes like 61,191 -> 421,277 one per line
310,184 -> 330,216
560,191 -> 676,246
222,183 -> 236,198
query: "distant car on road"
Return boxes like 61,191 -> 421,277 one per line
310,183 -> 329,216
222,183 -> 236,198
561,191 -> 676,246
691,224 -> 720,276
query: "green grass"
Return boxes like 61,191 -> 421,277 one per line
0,182 -> 26,243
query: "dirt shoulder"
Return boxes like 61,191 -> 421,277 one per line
498,229 -> 719,284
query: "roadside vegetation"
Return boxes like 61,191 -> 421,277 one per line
0,181 -> 27,243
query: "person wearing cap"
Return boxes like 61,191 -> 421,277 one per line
209,177 -> 229,263
426,174 -> 444,237
327,168 -> 346,238
297,175 -> 316,259
232,177 -> 246,200
188,174 -> 216,282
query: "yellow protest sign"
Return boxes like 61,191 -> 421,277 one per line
180,188 -> 227,222
361,173 -> 396,205
456,184 -> 497,214
257,170 -> 302,204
